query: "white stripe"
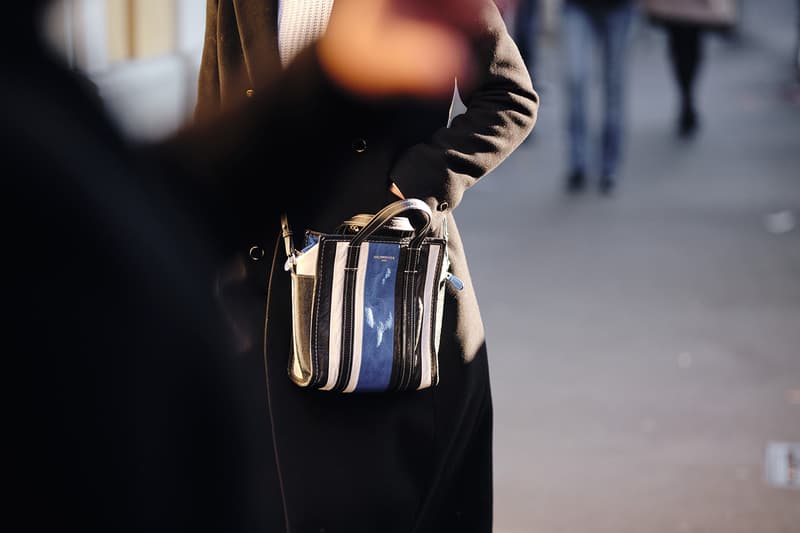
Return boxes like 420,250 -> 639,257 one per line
322,242 -> 348,391
344,242 -> 369,393
418,244 -> 440,390
295,241 -> 319,275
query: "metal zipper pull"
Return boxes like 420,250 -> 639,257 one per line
445,272 -> 464,291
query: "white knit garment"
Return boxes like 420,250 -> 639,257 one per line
278,0 -> 335,67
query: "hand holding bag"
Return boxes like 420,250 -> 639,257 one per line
281,199 -> 463,393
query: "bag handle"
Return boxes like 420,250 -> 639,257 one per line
280,198 -> 433,262
350,198 -> 432,249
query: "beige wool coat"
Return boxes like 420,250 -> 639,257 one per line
640,0 -> 738,27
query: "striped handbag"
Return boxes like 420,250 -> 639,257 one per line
280,199 -> 462,393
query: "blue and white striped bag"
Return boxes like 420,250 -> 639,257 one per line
281,199 -> 462,393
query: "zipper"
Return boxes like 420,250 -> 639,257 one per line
445,272 -> 464,291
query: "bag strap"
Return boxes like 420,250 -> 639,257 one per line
262,230 -> 292,531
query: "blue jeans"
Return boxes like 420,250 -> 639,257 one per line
514,0 -> 540,75
796,0 -> 800,80
562,0 -> 634,179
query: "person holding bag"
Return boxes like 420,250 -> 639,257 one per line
640,0 -> 738,138
195,0 -> 539,531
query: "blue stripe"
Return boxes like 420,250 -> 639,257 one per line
356,242 -> 400,392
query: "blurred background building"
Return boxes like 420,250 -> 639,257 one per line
39,1 -> 797,141
42,0 -> 205,140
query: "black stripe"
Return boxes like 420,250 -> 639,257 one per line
427,242 -> 446,387
400,245 -> 422,390
397,245 -> 413,390
336,242 -> 360,392
388,245 -> 409,392
406,243 -> 432,390
311,239 -> 337,388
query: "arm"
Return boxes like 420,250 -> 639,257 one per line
390,0 -> 538,214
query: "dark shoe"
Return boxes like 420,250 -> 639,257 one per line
598,176 -> 615,196
678,106 -> 699,139
565,170 -> 585,194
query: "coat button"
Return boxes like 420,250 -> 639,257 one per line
246,89 -> 255,98
436,201 -> 449,212
249,245 -> 265,261
351,138 -> 367,153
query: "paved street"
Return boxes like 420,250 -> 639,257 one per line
457,2 -> 800,532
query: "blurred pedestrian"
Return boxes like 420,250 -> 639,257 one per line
561,0 -> 636,195
512,0 -> 541,83
640,0 -> 738,138
7,0 -> 493,530
796,0 -> 800,82
194,0 -> 537,531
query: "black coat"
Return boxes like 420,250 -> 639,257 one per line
196,1 -> 539,532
